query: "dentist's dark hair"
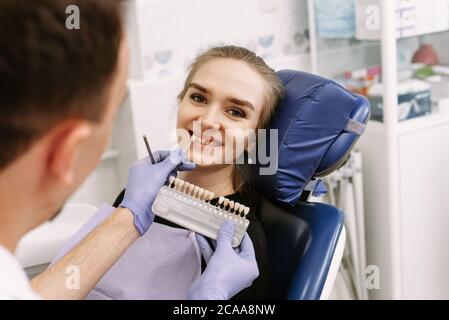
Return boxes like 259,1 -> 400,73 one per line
0,0 -> 123,170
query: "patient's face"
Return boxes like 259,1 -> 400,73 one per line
177,58 -> 266,166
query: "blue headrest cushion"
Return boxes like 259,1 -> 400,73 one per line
253,70 -> 370,206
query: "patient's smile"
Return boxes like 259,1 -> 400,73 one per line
189,130 -> 222,147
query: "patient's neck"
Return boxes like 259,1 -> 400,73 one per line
177,164 -> 235,197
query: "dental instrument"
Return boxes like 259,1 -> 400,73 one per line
151,177 -> 250,247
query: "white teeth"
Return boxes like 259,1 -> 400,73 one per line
191,133 -> 215,146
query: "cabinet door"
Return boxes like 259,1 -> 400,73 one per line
399,122 -> 449,299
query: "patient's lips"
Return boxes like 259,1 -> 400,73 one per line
190,132 -> 222,147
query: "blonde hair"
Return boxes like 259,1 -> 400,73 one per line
178,45 -> 284,193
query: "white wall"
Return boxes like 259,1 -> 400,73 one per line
126,0 -> 311,81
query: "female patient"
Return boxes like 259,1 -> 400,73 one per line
55,46 -> 283,299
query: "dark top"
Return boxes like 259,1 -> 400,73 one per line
113,189 -> 273,300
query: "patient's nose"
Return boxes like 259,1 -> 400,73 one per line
199,108 -> 221,131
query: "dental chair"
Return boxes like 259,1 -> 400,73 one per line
253,70 -> 370,300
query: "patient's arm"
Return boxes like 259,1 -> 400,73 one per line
30,207 -> 139,300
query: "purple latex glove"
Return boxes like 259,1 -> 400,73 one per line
188,221 -> 259,300
119,148 -> 196,235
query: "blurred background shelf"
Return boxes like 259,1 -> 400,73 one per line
308,0 -> 449,300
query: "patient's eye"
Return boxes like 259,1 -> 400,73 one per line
190,93 -> 207,104
227,108 -> 246,118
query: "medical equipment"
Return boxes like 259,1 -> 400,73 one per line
143,135 -> 156,164
119,149 -> 197,235
151,176 -> 250,247
253,70 -> 370,299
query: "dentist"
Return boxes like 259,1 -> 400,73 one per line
0,0 -> 258,300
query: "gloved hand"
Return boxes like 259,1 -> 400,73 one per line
119,148 -> 196,235
188,221 -> 259,300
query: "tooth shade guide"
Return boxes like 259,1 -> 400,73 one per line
203,190 -> 210,202
188,184 -> 194,195
169,176 -> 175,187
192,186 -> 199,198
164,177 -> 247,215
238,206 -> 244,217
152,177 -> 251,248
223,198 -> 230,210
198,188 -> 204,200
228,200 -> 235,212
173,178 -> 180,190
218,196 -> 225,208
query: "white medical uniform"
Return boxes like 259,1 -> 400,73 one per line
0,245 -> 41,300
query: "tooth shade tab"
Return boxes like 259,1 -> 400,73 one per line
193,186 -> 199,198
174,178 -> 181,190
169,176 -> 175,187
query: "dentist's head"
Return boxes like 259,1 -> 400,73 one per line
0,0 -> 127,244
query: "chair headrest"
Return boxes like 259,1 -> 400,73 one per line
253,70 -> 370,206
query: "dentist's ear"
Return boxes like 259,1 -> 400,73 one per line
46,120 -> 93,186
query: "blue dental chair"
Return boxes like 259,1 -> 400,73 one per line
253,70 -> 370,300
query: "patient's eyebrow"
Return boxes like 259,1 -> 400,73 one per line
189,82 -> 255,111
228,97 -> 255,111
189,82 -> 211,94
